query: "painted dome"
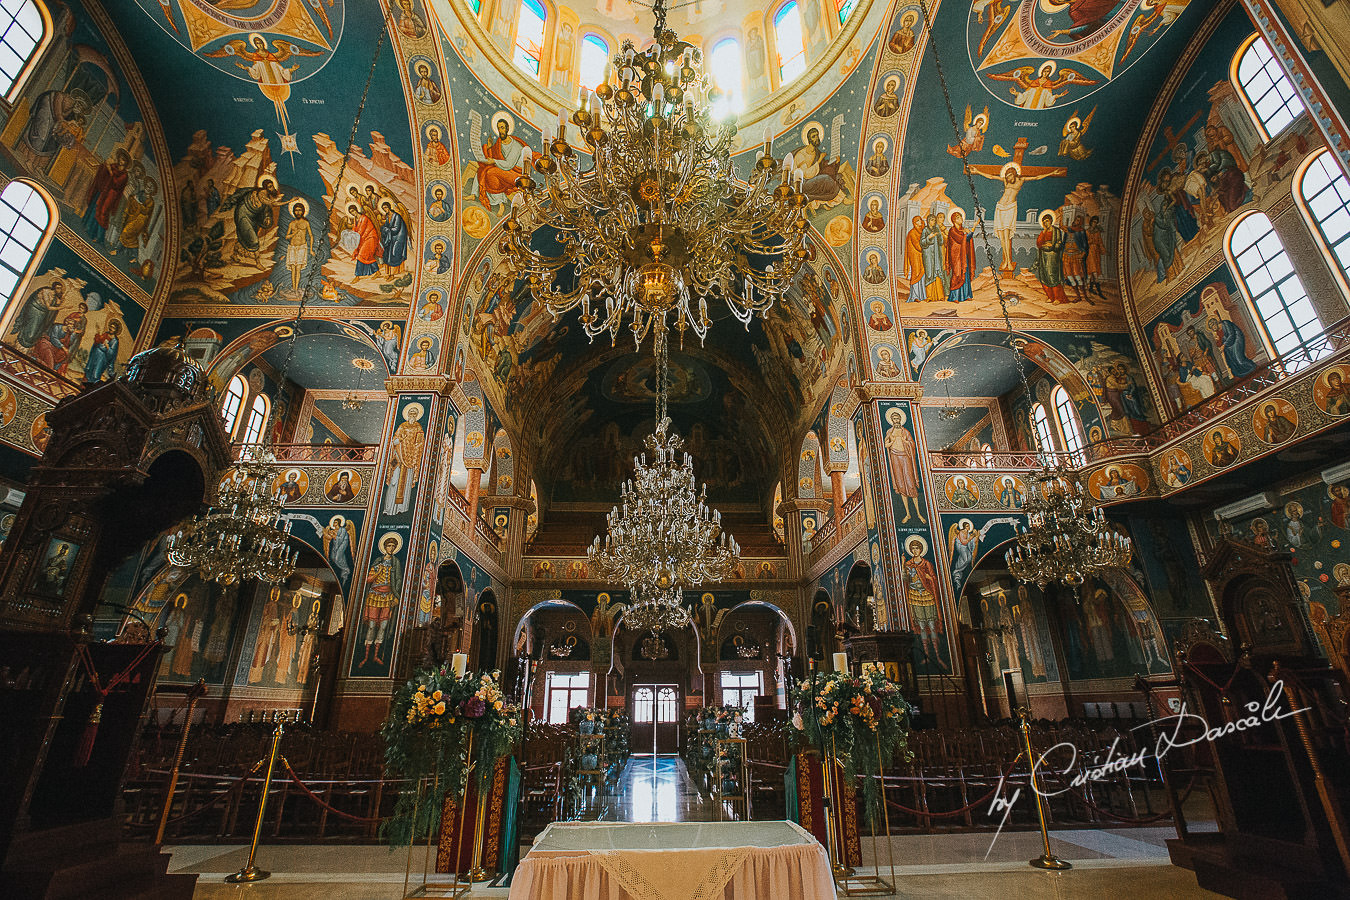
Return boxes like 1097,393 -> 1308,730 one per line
430,0 -> 890,129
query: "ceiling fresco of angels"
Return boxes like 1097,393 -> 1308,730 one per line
970,0 -> 1193,111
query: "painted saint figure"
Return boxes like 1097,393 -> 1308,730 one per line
902,538 -> 945,669
360,535 -> 403,667
883,408 -> 925,524
284,200 -> 313,298
472,114 -> 534,215
383,403 -> 426,516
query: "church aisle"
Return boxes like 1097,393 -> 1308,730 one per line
579,755 -> 724,823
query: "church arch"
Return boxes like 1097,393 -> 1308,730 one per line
472,588 -> 500,671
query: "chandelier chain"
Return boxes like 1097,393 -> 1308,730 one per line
915,0 -> 1132,589
168,27 -> 387,587
275,27 -> 387,390
916,0 -> 1032,399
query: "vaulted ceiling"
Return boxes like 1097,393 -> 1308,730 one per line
102,0 -> 1218,508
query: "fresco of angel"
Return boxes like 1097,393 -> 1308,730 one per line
947,104 -> 989,158
205,34 -> 324,132
985,62 -> 1100,110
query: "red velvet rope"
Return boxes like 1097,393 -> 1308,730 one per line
279,758 -> 386,824
124,758 -> 264,829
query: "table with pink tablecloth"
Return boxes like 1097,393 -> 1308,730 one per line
508,820 -> 836,900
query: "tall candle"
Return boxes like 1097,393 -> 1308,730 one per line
832,651 -> 848,673
452,653 -> 468,678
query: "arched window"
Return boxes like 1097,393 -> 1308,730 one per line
0,1 -> 48,101
449,409 -> 469,492
578,33 -> 609,91
1233,35 -> 1305,140
1229,212 -> 1326,365
1031,402 -> 1056,462
1296,149 -> 1350,286
221,374 -> 247,438
241,393 -> 269,444
0,179 -> 51,308
709,38 -> 742,114
512,0 -> 547,78
835,0 -> 857,24
842,420 -> 861,493
773,2 -> 807,84
1052,386 -> 1086,465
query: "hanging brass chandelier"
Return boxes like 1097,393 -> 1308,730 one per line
167,31 -> 389,587
917,0 -> 1132,589
166,444 -> 297,585
588,332 -> 740,631
499,0 -> 810,352
1004,466 -> 1132,588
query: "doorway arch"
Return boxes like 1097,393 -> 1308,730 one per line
472,589 -> 500,672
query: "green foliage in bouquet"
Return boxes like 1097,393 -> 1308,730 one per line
790,663 -> 913,820
381,667 -> 523,846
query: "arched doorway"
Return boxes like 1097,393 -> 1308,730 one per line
472,589 -> 499,672
510,599 -> 595,722
844,561 -> 875,630
716,600 -> 798,718
808,589 -> 834,661
627,630 -> 683,755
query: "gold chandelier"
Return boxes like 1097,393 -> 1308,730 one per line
588,332 -> 740,631
166,444 -> 297,585
500,0 -> 810,351
1004,465 -> 1132,588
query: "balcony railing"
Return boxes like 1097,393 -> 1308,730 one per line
0,343 -> 82,400
1147,318 -> 1350,444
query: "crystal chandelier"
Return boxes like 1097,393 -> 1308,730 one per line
500,0 -> 810,352
588,333 -> 740,631
167,444 -> 298,585
1005,465 -> 1133,588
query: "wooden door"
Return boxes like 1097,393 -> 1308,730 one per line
630,683 -> 681,754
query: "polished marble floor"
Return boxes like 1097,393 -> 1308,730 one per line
176,755 -> 1223,898
578,754 -> 722,823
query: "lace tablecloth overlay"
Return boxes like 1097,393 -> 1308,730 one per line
509,821 -> 836,900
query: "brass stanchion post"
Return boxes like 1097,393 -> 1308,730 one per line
822,737 -> 855,879
1018,707 -> 1070,871
155,679 -> 206,846
225,721 -> 285,883
466,755 -> 492,882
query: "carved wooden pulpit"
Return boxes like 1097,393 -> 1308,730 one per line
0,346 -> 230,899
1165,538 -> 1350,898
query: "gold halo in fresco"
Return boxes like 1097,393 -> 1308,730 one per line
462,206 -> 491,240
824,215 -> 852,247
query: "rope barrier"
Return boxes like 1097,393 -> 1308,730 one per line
125,757 -> 265,829
1052,772 -> 1197,825
278,758 -> 387,824
878,756 -> 1021,819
